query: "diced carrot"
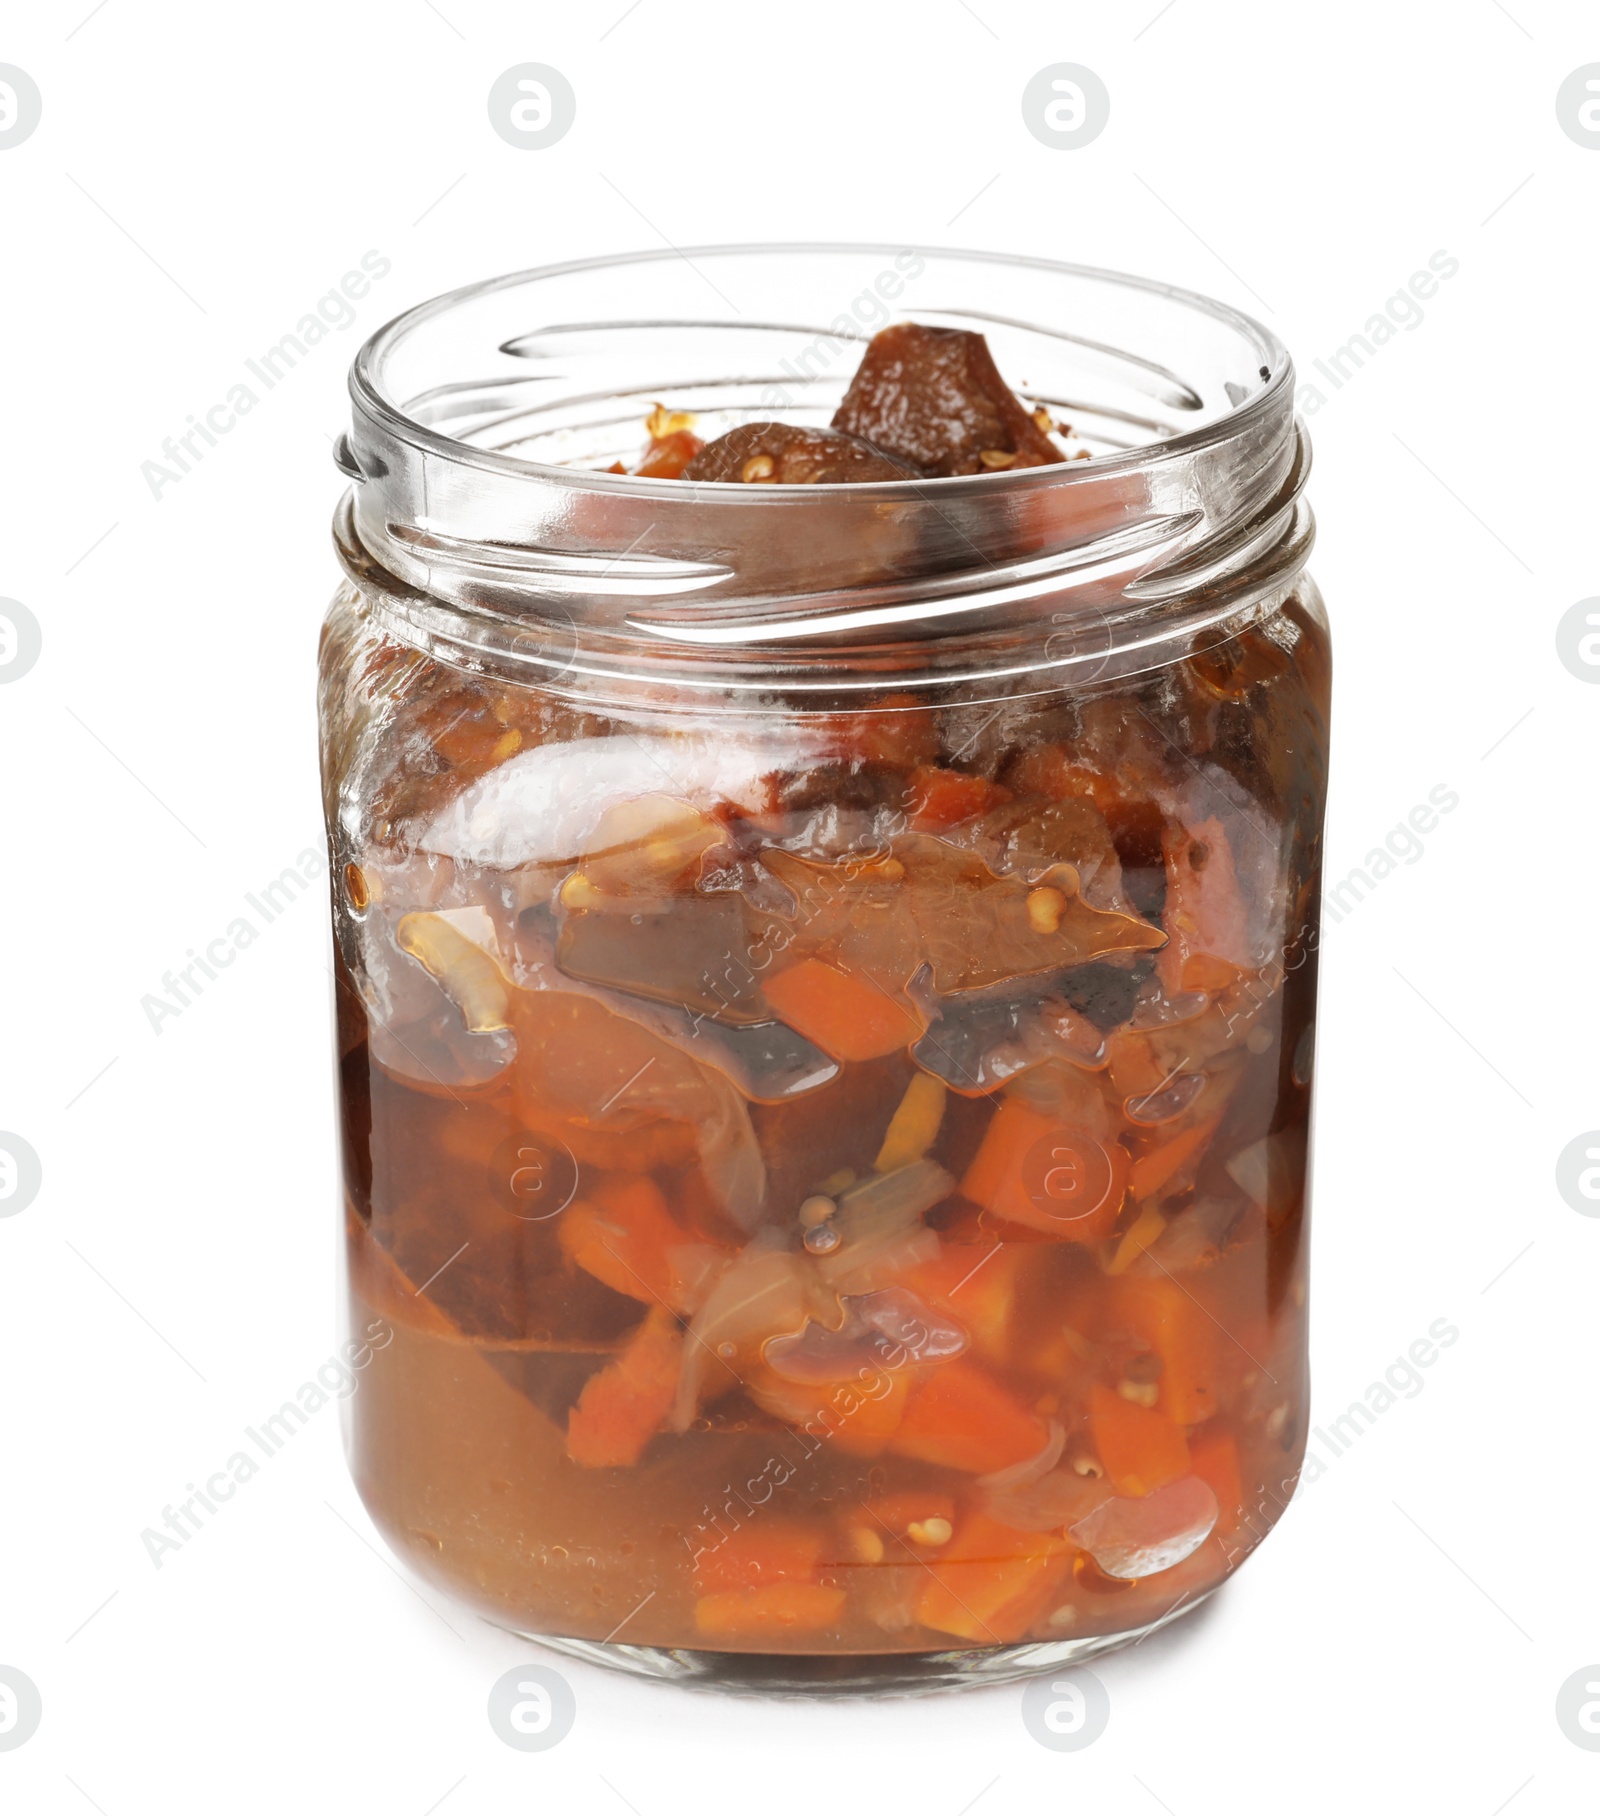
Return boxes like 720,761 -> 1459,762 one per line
693,1520 -> 824,1592
960,1098 -> 1127,1241
1112,1275 -> 1219,1426
1189,1426 -> 1245,1532
961,1099 -> 1062,1210
904,1241 -> 1025,1365
1106,1029 -> 1169,1099
762,956 -> 924,1061
914,1511 -> 1073,1643
635,429 -> 704,478
830,1374 -> 916,1455
746,1364 -> 912,1457
558,1173 -> 696,1309
907,765 -> 1012,831
1087,1382 -> 1190,1496
694,1583 -> 847,1642
890,1360 -> 1050,1475
564,1310 -> 682,1468
1129,1118 -> 1220,1203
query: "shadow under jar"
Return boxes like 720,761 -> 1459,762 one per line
318,246 -> 1331,1694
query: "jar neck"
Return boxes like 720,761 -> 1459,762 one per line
334,447 -> 1312,704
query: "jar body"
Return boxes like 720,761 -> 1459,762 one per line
320,561 -> 1329,1689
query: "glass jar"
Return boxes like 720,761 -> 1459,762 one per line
318,246 -> 1329,1693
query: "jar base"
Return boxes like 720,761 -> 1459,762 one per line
507,1592 -> 1214,1697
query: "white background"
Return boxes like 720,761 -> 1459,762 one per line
2,2 -> 1595,1811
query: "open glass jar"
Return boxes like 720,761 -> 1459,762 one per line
318,246 -> 1329,1693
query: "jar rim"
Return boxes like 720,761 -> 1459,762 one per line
350,240 -> 1294,494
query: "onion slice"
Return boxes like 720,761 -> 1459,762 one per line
975,1420 -> 1065,1493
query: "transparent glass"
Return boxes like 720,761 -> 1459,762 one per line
319,246 -> 1330,1693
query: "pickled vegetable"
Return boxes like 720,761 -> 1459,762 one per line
831,323 -> 1065,476
682,421 -> 912,484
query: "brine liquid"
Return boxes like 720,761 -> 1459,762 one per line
328,595 -> 1329,1655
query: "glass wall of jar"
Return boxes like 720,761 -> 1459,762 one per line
319,248 -> 1330,1693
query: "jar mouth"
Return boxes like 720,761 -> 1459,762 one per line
353,241 -> 1292,484
339,243 -> 1311,694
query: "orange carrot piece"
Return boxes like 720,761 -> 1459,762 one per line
558,1172 -> 694,1309
960,1098 -> 1127,1241
914,1511 -> 1073,1643
1087,1382 -> 1191,1496
694,1583 -> 847,1642
1114,1274 -> 1220,1425
962,1098 -> 1059,1210
907,765 -> 1011,831
904,1241 -> 1025,1365
831,1369 -> 915,1456
746,1364 -> 912,1457
565,1311 -> 682,1468
1189,1425 -> 1245,1532
762,956 -> 924,1061
1129,1117 -> 1219,1203
1106,1028 -> 1169,1099
890,1360 -> 1050,1475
